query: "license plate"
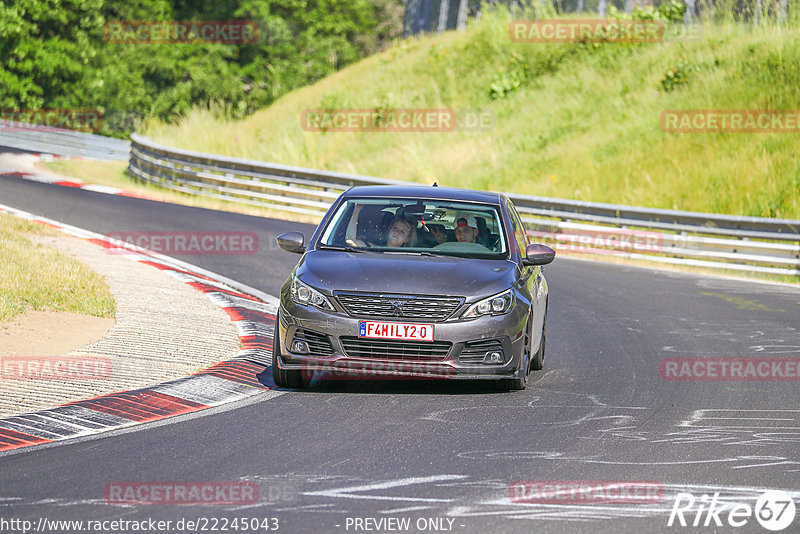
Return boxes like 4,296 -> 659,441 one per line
358,321 -> 434,341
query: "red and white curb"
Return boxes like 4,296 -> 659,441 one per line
0,203 -> 281,454
0,163 -> 150,199
21,153 -> 94,161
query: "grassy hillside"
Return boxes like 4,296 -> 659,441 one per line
144,9 -> 800,219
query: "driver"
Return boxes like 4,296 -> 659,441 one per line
454,213 -> 479,243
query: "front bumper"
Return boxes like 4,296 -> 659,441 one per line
276,299 -> 528,381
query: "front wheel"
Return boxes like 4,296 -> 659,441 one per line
531,300 -> 547,371
499,368 -> 527,391
499,317 -> 532,391
272,323 -> 307,389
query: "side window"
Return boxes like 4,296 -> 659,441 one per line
507,201 -> 529,257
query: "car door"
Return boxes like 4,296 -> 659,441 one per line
507,200 -> 545,352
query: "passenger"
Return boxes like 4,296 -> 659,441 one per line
346,204 -> 414,247
475,216 -> 491,246
385,216 -> 415,247
428,223 -> 448,245
453,213 -> 479,243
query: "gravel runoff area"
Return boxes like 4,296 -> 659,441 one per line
0,233 -> 242,417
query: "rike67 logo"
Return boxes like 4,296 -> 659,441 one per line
668,490 -> 796,531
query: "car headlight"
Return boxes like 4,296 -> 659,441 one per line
291,278 -> 334,310
462,289 -> 514,318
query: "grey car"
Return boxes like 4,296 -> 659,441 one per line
272,185 -> 555,390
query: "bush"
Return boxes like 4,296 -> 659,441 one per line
0,0 -> 404,135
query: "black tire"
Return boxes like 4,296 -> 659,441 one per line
499,316 -> 532,391
272,324 -> 307,389
499,363 -> 527,391
531,302 -> 547,371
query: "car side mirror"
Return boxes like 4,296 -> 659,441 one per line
522,243 -> 555,266
277,231 -> 306,254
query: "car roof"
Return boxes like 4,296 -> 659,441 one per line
343,185 -> 504,205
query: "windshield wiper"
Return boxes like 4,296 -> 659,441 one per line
386,250 -> 453,257
318,245 -> 384,254
317,244 -> 364,253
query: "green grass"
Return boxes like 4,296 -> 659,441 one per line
0,214 -> 116,322
143,9 -> 800,220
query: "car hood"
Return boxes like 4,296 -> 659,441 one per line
296,250 -> 518,300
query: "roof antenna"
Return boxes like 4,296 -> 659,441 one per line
432,181 -> 438,187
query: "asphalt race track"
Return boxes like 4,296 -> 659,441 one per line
1,174 -> 799,533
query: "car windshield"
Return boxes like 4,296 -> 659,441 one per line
318,197 -> 508,259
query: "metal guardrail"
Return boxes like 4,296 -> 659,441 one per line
0,122 -> 130,160
129,133 -> 800,277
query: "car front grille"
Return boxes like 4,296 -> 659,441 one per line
334,292 -> 464,321
293,329 -> 334,357
460,339 -> 504,364
340,337 -> 452,361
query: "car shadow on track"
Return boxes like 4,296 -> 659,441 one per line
256,366 -> 533,395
